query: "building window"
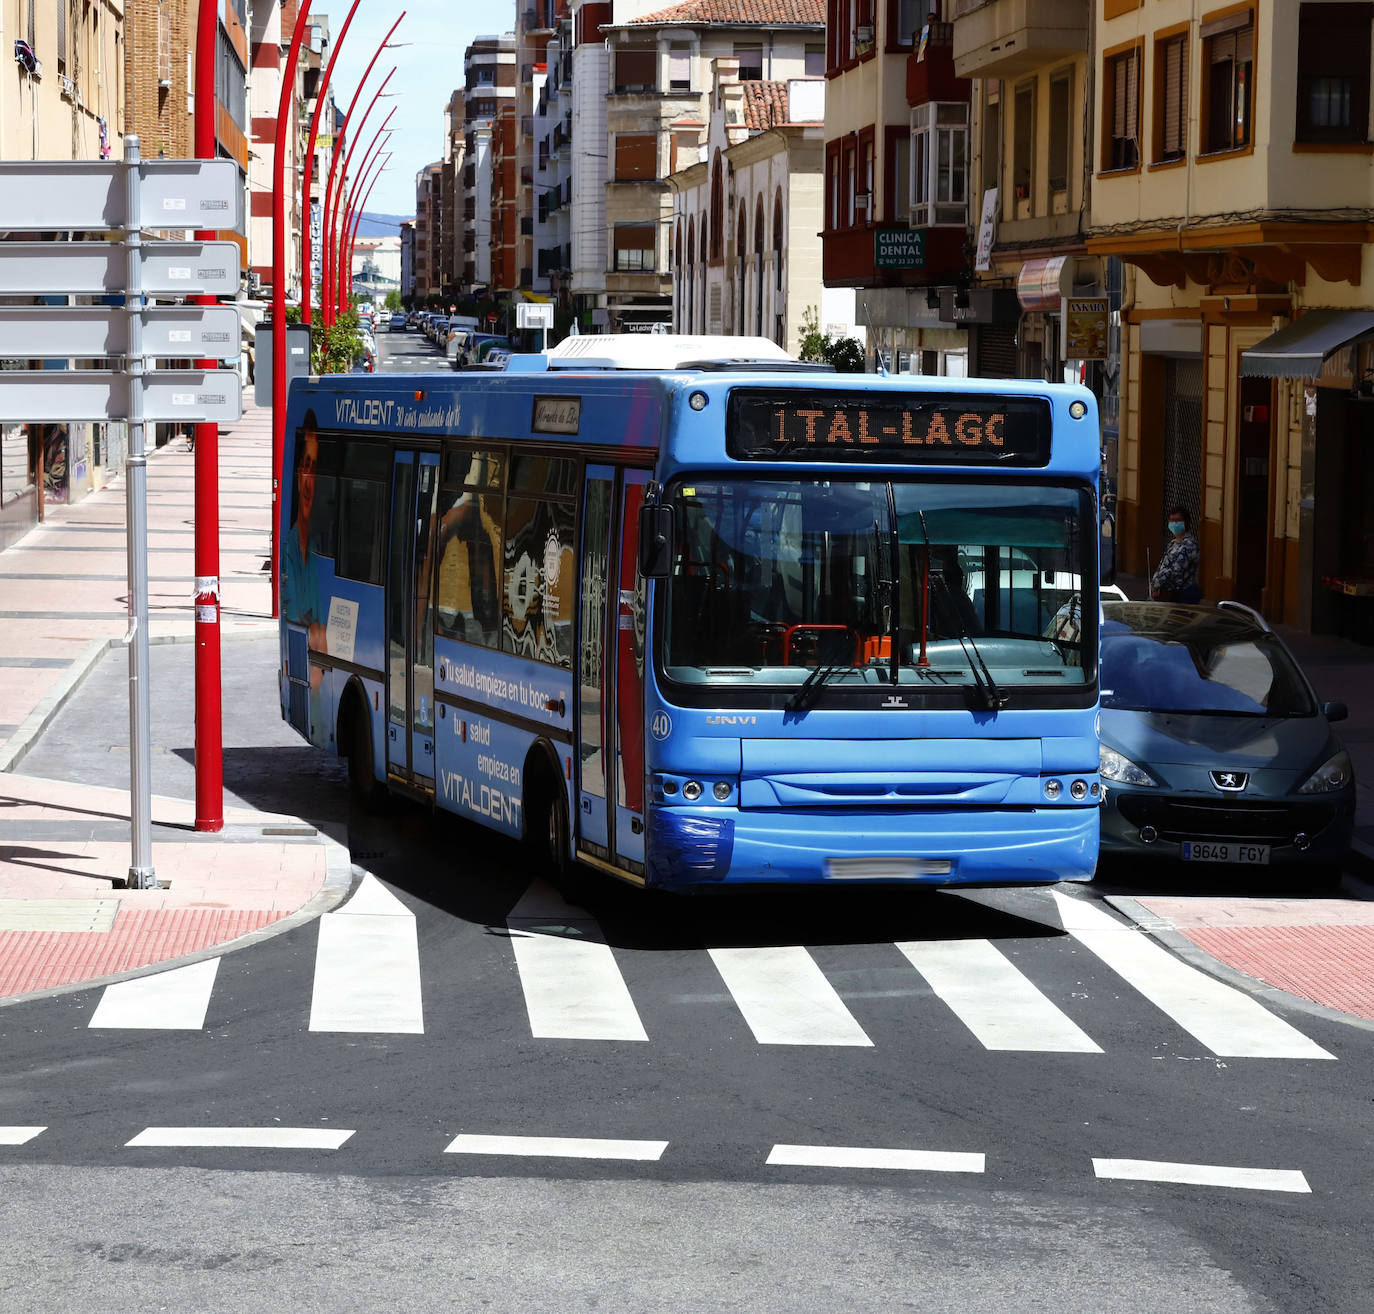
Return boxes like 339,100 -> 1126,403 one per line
614,45 -> 656,92
826,140 -> 840,229
669,44 -> 691,91
856,131 -> 874,222
892,0 -> 923,47
887,127 -> 911,223
1154,33 -> 1188,162
911,102 -> 969,226
734,43 -> 763,80
613,223 -> 655,271
614,133 -> 657,180
982,80 -> 1001,195
1048,70 -> 1071,196
1013,82 -> 1035,204
1201,12 -> 1253,153
1296,3 -> 1372,143
1103,45 -> 1140,170
805,43 -> 825,76
841,137 -> 857,226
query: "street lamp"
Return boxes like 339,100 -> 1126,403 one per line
341,147 -> 392,311
320,13 -> 405,325
345,157 -> 391,308
332,110 -> 394,316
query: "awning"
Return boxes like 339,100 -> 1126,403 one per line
1016,255 -> 1069,311
1240,310 -> 1374,378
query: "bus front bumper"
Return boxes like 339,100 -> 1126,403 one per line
645,804 -> 1098,890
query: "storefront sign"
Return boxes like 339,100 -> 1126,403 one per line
974,189 -> 999,272
1062,298 -> 1108,360
874,228 -> 926,270
1016,255 -> 1069,311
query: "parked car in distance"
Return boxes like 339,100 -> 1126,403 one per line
1098,600 -> 1354,883
389,312 -> 407,331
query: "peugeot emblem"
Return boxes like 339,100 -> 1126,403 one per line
1209,770 -> 1248,792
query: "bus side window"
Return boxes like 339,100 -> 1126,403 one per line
436,486 -> 503,648
311,437 -> 339,561
502,494 -> 575,668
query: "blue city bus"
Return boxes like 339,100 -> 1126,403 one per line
278,335 -> 1103,891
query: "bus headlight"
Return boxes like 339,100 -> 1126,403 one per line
1044,779 -> 1062,799
713,781 -> 731,801
682,780 -> 703,801
1069,779 -> 1089,800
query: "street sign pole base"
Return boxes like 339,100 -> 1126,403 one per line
124,867 -> 158,890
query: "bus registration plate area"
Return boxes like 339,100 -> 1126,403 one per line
826,857 -> 954,880
1181,841 -> 1271,865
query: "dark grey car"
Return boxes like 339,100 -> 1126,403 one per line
1099,600 -> 1354,879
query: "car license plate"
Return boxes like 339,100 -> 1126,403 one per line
1181,841 -> 1270,865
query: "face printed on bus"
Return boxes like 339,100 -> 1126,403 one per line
297,426 -> 318,531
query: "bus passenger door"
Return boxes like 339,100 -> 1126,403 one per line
613,470 -> 650,867
386,454 -> 415,777
576,466 -> 614,853
409,454 -> 440,787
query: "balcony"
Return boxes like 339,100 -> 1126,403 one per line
952,0 -> 1088,79
907,24 -> 970,106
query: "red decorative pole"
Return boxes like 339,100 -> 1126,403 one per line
333,109 -> 395,314
320,12 -> 404,325
341,149 -> 391,310
320,80 -> 390,320
192,0 -> 223,832
271,0 -> 313,622
299,0 -> 363,327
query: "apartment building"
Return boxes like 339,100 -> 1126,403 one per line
414,161 -> 443,300
490,102 -> 519,294
515,0 -> 558,291
824,0 -> 975,373
670,58 -> 853,354
532,9 -> 573,298
585,0 -> 825,332
400,217 -> 416,300
460,32 -> 516,295
1085,1 -> 1374,634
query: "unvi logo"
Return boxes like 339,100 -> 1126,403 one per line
649,711 -> 672,742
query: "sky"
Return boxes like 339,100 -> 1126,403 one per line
321,1 -> 509,224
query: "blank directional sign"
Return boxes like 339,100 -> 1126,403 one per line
0,241 -> 241,296
0,370 -> 242,423
0,159 -> 242,232
0,305 -> 240,359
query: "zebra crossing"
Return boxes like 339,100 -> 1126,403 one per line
81,876 -> 1336,1062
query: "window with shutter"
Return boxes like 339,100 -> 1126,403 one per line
57,0 -> 66,73
613,223 -> 655,271
614,47 -> 656,92
1202,12 -> 1254,152
1104,47 -> 1140,170
614,134 -> 657,181
1296,2 -> 1372,143
669,46 -> 690,91
1048,71 -> 1071,194
734,43 -> 763,80
1156,35 -> 1187,161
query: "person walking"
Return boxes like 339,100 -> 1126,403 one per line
1150,505 -> 1202,603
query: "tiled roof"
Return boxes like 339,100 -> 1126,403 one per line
743,81 -> 790,131
627,0 -> 824,26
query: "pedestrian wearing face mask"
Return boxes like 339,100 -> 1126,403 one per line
1150,505 -> 1202,603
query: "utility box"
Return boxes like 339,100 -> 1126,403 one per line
253,323 -> 312,406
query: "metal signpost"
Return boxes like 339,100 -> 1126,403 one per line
0,138 -> 242,889
516,301 -> 554,353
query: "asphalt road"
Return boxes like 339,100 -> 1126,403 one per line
4,338 -> 1372,1311
8,632 -> 1374,1311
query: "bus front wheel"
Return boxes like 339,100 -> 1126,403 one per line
345,700 -> 387,814
530,778 -> 588,905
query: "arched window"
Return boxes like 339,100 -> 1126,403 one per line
709,153 -> 724,262
736,201 -> 748,334
754,196 -> 765,336
686,216 -> 695,333
698,212 -> 708,331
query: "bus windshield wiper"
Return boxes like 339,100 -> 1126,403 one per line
913,510 -> 1006,712
785,661 -> 850,712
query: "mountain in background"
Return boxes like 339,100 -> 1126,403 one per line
354,212 -> 411,238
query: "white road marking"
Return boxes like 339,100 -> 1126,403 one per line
126,1127 -> 355,1149
444,1134 -> 667,1161
1053,893 -> 1334,1060
308,873 -> 424,1034
896,938 -> 1103,1053
767,1144 -> 985,1173
708,946 -> 873,1046
507,880 -> 648,1042
1093,1158 -> 1310,1193
0,1127 -> 45,1145
88,957 -> 221,1030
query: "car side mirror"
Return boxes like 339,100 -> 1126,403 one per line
1322,700 -> 1349,723
638,504 -> 674,578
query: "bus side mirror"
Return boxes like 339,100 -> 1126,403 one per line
1099,511 -> 1117,588
638,504 -> 674,578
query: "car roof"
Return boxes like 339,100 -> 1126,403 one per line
1102,600 -> 1270,642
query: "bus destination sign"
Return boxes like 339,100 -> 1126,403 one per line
726,390 -> 1051,465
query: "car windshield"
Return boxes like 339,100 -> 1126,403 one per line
662,477 -> 1094,694
1101,614 -> 1314,716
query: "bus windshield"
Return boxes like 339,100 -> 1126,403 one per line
663,478 -> 1095,695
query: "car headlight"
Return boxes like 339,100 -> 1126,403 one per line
1297,749 -> 1353,794
1099,745 -> 1158,787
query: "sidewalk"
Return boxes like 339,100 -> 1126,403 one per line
0,393 -> 348,1004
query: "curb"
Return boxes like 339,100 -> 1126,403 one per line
0,831 -> 356,1009
1105,892 -> 1374,1036
0,623 -> 276,774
